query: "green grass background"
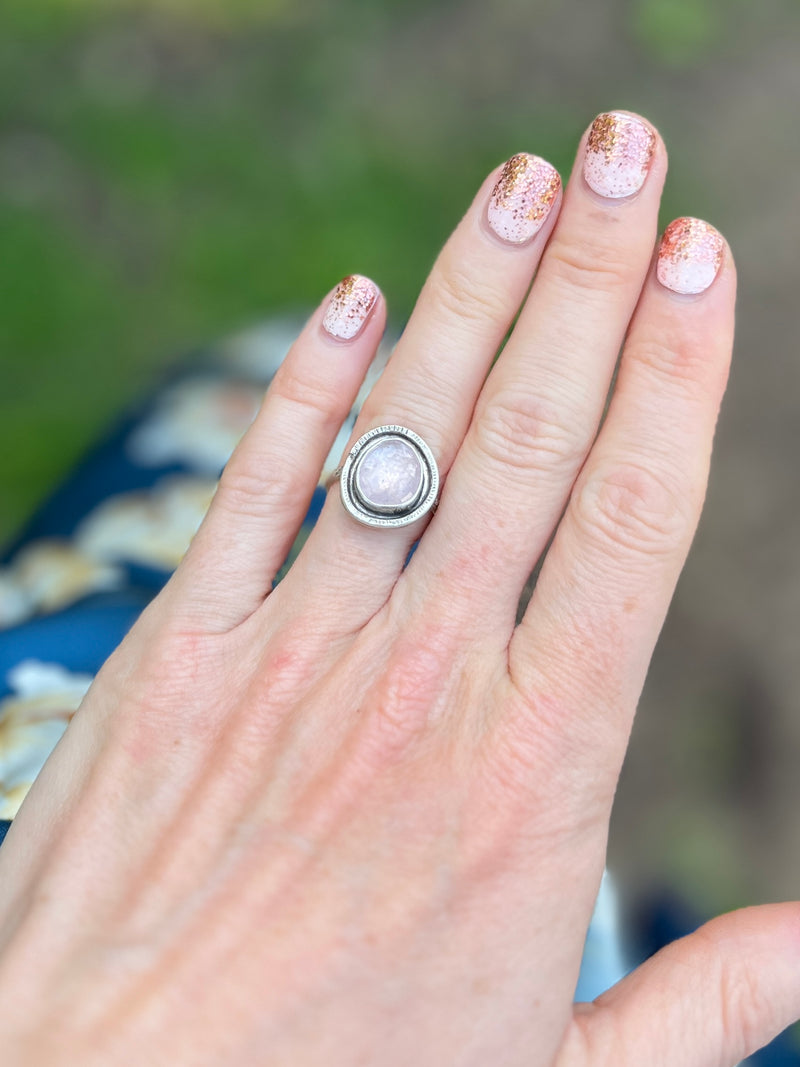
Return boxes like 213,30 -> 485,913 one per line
2,0 -> 784,545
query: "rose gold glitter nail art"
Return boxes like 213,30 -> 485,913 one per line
487,153 -> 561,244
583,112 -> 656,199
322,274 -> 379,341
657,217 -> 724,295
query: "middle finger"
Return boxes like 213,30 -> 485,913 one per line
411,111 -> 666,633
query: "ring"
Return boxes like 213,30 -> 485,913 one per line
331,425 -> 440,528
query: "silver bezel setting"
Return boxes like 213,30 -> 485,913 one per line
339,425 -> 440,528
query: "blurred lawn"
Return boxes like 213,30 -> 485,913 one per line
0,0 -> 721,546
0,0 -> 787,545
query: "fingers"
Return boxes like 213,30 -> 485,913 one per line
409,112 -> 666,632
567,903 -> 800,1067
167,276 -> 385,632
276,153 -> 562,633
506,221 -> 734,800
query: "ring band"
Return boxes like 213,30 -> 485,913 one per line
332,425 -> 440,528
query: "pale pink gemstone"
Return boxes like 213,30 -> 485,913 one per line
355,438 -> 423,510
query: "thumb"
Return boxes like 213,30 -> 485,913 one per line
569,903 -> 800,1067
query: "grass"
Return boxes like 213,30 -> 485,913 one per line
0,4 -> 552,542
0,0 -> 793,544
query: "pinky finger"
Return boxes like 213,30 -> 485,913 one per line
565,903 -> 800,1067
167,275 -> 385,632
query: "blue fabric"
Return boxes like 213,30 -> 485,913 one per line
0,598 -> 147,699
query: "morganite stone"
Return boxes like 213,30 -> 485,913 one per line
355,438 -> 423,511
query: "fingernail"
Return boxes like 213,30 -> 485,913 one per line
657,217 -> 725,295
322,274 -> 379,340
487,153 -> 561,244
583,112 -> 656,199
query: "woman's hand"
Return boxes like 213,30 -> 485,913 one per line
1,111 -> 797,1067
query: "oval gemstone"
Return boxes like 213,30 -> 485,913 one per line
354,438 -> 424,512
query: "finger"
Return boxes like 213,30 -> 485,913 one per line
507,220 -> 733,801
567,903 -> 800,1067
273,152 -> 562,636
167,275 -> 385,632
409,112 -> 666,636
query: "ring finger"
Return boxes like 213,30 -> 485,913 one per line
276,151 -> 563,633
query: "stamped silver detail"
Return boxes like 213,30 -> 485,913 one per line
337,425 -> 439,528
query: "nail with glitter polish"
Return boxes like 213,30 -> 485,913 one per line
657,217 -> 724,295
583,112 -> 656,200
322,274 -> 379,341
487,153 -> 561,244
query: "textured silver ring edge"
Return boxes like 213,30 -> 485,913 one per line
330,424 -> 440,529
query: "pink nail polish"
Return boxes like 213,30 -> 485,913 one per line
583,112 -> 656,199
487,153 -> 561,244
657,217 -> 724,295
322,275 -> 379,340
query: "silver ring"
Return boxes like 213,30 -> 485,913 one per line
333,425 -> 439,528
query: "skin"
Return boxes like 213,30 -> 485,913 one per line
0,111 -> 798,1066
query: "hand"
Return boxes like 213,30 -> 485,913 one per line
1,111 -> 796,1067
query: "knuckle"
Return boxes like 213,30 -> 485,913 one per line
717,957 -> 773,1058
627,335 -> 685,381
359,614 -> 459,762
574,459 -> 695,559
433,261 -> 508,329
506,675 -> 611,785
274,364 -> 342,430
373,642 -> 445,737
688,921 -> 779,1060
216,455 -> 306,522
475,685 -> 611,842
626,332 -> 724,396
115,627 -> 227,742
472,390 -> 585,478
231,631 -> 324,749
546,233 -> 640,296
